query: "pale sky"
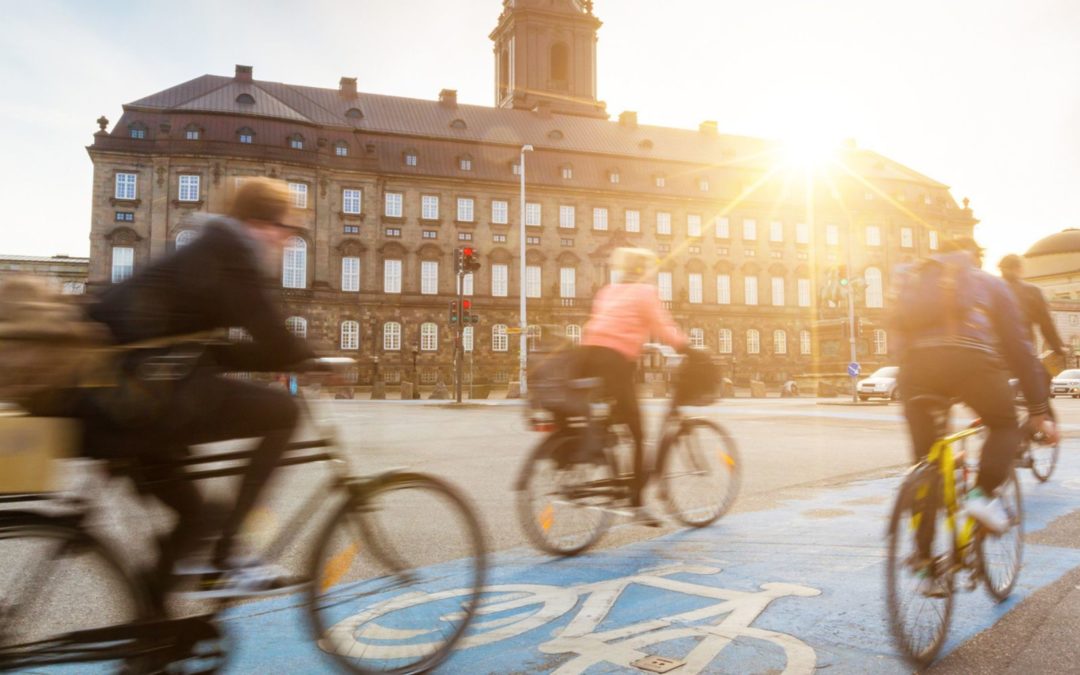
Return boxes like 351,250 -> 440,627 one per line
3,0 -> 1078,269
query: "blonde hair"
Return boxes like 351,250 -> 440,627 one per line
227,177 -> 293,223
610,247 -> 658,282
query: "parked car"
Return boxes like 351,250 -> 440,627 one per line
1050,369 -> 1080,398
857,366 -> 899,401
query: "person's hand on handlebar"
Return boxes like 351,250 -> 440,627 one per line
1029,412 -> 1060,446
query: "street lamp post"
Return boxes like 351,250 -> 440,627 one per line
518,144 -> 533,397
411,345 -> 420,399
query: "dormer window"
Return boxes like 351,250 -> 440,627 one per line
548,129 -> 564,141
345,107 -> 363,120
236,93 -> 255,105
184,125 -> 201,141
334,141 -> 349,157
609,170 -> 620,184
404,151 -> 418,167
639,139 -> 654,151
237,127 -> 254,144
458,155 -> 473,171
655,175 -> 666,188
289,135 -> 304,150
699,179 -> 710,192
450,118 -> 467,130
128,122 -> 147,139
561,165 -> 573,180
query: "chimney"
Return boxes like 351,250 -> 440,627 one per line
699,120 -> 718,135
619,111 -> 638,129
235,65 -> 253,82
339,77 -> 358,98
439,89 -> 458,106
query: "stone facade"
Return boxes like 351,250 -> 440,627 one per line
0,255 -> 88,295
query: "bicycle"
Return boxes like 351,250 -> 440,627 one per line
516,343 -> 740,556
885,395 -> 1023,667
0,355 -> 488,675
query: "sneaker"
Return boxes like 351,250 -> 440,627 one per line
962,487 -> 1010,535
915,567 -> 949,598
178,559 -> 308,601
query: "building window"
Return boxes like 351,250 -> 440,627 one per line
463,326 -> 474,352
423,230 -> 438,240
625,209 -> 640,232
719,329 -> 733,354
717,274 -> 731,304
129,126 -> 146,140
656,212 -> 672,235
525,202 -> 541,227
457,197 -> 475,222
384,192 -> 403,218
562,166 -> 573,180
770,221 -> 783,243
527,325 -> 542,352
744,276 -> 758,305
874,329 -> 888,355
800,329 -> 812,355
699,179 -> 710,192
175,230 -> 198,250
826,225 -> 839,246
715,217 -> 730,239
492,264 -> 508,297
185,128 -> 200,141
282,236 -> 307,289
492,200 -> 509,224
743,219 -> 757,241
593,207 -> 608,231
526,236 -> 541,245
111,246 -> 134,283
420,322 -> 438,351
238,128 -> 254,144
404,152 -> 418,166
689,328 -> 705,349
288,182 -> 308,209
115,173 -> 137,200
421,195 -> 439,220
526,265 -> 542,298
796,222 -> 810,244
774,330 -> 787,355
684,214 -> 702,238
929,230 -> 939,250
492,324 -> 509,352
771,277 -> 785,306
341,256 -> 360,292
62,282 -> 85,295
115,211 -> 134,222
688,273 -> 703,304
560,267 -> 576,298
421,260 -> 439,295
511,163 -> 521,176
459,156 -> 473,171
865,267 -> 884,308
655,175 -> 666,188
493,234 -> 507,243
385,228 -> 401,238
286,316 -> 308,338
561,238 -> 574,247
559,205 -> 575,229
344,225 -> 359,234
866,225 -> 881,246
335,142 -> 348,157
609,171 -> 620,184
340,321 -> 359,350
175,175 -> 199,202
342,188 -> 362,215
658,271 -> 673,302
383,259 -> 402,294
289,135 -> 304,150
459,272 -> 474,296
383,322 -> 401,351
901,227 -> 914,248
798,278 -> 811,307
689,245 -> 701,254
746,329 -> 760,354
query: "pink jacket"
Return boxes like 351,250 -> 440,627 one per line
582,283 -> 687,360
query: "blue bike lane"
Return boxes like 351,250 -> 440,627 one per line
223,446 -> 1080,674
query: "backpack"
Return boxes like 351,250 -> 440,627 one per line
890,257 -> 975,335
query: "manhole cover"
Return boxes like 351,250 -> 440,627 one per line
631,655 -> 686,673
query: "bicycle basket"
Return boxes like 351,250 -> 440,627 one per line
673,349 -> 719,406
0,414 -> 77,493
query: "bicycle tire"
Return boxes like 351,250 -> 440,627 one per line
1029,440 -> 1059,482
976,467 -> 1024,601
885,467 -> 953,668
305,472 -> 487,675
657,418 -> 741,527
0,512 -> 153,673
516,433 -> 614,557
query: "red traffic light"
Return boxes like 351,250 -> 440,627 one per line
462,299 -> 472,310
463,247 -> 474,257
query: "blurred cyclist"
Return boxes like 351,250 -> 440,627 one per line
999,253 -> 1067,362
579,247 -> 688,525
79,177 -> 314,608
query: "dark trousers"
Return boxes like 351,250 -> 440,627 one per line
575,346 -> 646,505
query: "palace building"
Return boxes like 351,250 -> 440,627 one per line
85,0 -> 976,388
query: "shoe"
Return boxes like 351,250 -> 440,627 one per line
915,567 -> 949,598
177,558 -> 308,601
629,506 -> 663,528
962,487 -> 1010,535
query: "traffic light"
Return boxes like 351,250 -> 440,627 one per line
462,298 -> 479,324
462,247 -> 481,273
856,317 -> 864,338
448,300 -> 459,324
455,248 -> 465,275
837,264 -> 849,287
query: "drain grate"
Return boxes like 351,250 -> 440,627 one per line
631,655 -> 686,673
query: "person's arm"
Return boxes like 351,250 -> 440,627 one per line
989,280 -> 1048,414
642,286 -> 688,349
1030,285 -> 1066,355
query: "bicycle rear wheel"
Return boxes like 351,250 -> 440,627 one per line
885,467 -> 953,668
0,512 -> 151,672
977,467 -> 1024,601
516,433 -> 614,556
306,473 -> 487,675
658,418 -> 741,527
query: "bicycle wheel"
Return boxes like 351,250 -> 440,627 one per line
885,467 -> 953,668
658,418 -> 741,527
516,433 -> 614,556
0,512 -> 151,672
977,467 -> 1024,601
306,473 -> 487,675
1029,439 -> 1059,482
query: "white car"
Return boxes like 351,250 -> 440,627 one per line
857,366 -> 900,401
1050,369 -> 1080,398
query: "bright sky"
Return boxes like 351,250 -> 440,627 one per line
3,0 -> 1078,270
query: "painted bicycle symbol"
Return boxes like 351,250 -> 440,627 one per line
325,563 -> 821,674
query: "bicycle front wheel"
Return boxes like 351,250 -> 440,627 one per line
977,467 -> 1024,601
1029,439 -> 1059,483
0,512 -> 151,672
306,473 -> 487,675
658,419 -> 741,527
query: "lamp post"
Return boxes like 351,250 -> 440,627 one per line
411,345 -> 420,399
518,144 -> 534,397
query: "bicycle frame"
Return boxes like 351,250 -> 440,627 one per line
918,423 -> 985,564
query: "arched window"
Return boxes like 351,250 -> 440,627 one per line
175,230 -> 198,250
237,127 -> 254,144
345,107 -> 363,120
874,329 -> 888,355
865,267 -> 883,308
527,325 -> 542,352
463,326 -> 474,352
383,322 -> 401,351
565,324 -> 581,345
340,320 -> 359,350
719,329 -> 733,354
450,119 -> 468,130
236,93 -> 255,105
288,134 -> 304,150
420,322 -> 438,351
334,141 -> 348,157
492,324 -> 509,352
550,42 -> 569,84
282,236 -> 307,289
689,327 -> 705,349
800,329 -> 812,355
285,316 -> 307,338
774,330 -> 787,355
747,329 -> 761,355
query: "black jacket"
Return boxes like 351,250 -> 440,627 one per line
1006,277 -> 1065,356
89,218 -> 313,371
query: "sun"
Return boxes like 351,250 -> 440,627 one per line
780,134 -> 840,172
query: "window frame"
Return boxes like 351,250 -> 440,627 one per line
420,260 -> 439,295
383,322 -> 401,351
384,192 -> 404,218
114,173 -> 137,200
341,255 -> 360,292
342,188 -> 362,215
340,320 -> 360,350
383,259 -> 402,294
178,174 -> 200,202
282,236 -> 308,289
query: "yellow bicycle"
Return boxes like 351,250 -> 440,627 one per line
885,395 -> 1023,667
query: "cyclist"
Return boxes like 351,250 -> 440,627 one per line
75,177 -> 314,609
890,237 -> 1058,540
578,247 -> 688,525
999,253 -> 1068,363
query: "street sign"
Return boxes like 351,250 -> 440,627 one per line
506,327 -> 522,334
847,362 -> 860,377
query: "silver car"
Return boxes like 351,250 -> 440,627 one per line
1050,369 -> 1080,398
857,366 -> 899,401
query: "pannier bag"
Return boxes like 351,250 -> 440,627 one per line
527,347 -> 591,417
0,413 -> 77,493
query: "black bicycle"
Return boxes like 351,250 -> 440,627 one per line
516,344 -> 740,556
0,358 -> 487,674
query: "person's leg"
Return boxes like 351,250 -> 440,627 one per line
588,349 -> 644,504
955,353 -> 1019,494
